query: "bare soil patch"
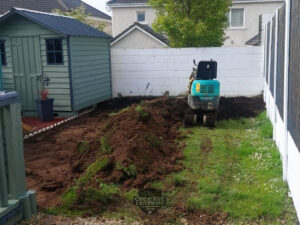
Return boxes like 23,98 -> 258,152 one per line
23,95 -> 265,223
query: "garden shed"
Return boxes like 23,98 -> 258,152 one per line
0,8 -> 112,115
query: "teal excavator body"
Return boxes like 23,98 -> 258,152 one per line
185,60 -> 220,126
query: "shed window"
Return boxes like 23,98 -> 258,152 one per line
0,41 -> 6,66
46,39 -> 63,65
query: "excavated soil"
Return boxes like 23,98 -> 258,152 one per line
23,96 -> 265,220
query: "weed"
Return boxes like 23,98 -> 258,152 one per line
76,157 -> 110,187
99,136 -> 112,154
123,188 -> 139,201
77,141 -> 89,154
85,182 -> 120,204
135,105 -> 149,121
145,133 -> 162,148
116,161 -> 138,178
103,122 -> 112,132
109,107 -> 130,117
150,181 -> 165,190
172,173 -> 188,187
61,187 -> 77,206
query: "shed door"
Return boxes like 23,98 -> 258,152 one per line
11,36 -> 42,111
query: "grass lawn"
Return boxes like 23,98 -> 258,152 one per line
158,112 -> 297,224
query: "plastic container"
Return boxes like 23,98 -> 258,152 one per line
35,98 -> 54,122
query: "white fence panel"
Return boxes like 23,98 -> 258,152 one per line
111,47 -> 264,97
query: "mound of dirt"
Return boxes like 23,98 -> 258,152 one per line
24,97 -> 187,210
98,98 -> 187,188
218,95 -> 265,120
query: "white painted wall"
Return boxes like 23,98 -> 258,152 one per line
225,2 -> 283,46
111,28 -> 166,49
111,47 -> 264,97
111,6 -> 156,37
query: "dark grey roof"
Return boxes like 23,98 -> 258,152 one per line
245,34 -> 260,46
0,8 -> 111,38
0,0 -> 111,20
112,22 -> 168,45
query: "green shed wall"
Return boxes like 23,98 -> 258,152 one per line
69,36 -> 111,111
0,14 -> 72,112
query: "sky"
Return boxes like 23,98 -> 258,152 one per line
82,0 -> 111,16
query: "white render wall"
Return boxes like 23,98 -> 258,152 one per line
111,47 -> 264,97
111,6 -> 156,37
225,2 -> 283,46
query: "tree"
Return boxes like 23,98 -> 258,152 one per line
53,4 -> 105,31
149,0 -> 231,47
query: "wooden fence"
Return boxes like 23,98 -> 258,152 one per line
264,0 -> 300,221
0,92 -> 36,225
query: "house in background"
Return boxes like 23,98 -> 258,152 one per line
111,22 -> 169,49
107,0 -> 284,47
0,8 -> 112,116
0,0 -> 112,35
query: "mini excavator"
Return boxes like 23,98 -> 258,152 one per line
184,60 -> 220,127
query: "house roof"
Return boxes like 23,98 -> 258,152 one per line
111,22 -> 169,46
0,8 -> 111,38
245,34 -> 260,46
107,0 -> 283,5
0,0 -> 111,20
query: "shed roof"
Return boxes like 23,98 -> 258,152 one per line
0,8 -> 111,38
111,22 -> 169,46
0,0 -> 111,20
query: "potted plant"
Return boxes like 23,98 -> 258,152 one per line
35,89 -> 54,122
